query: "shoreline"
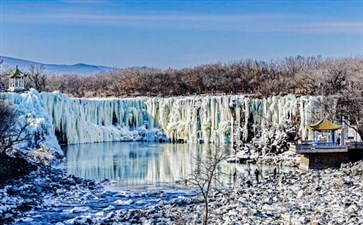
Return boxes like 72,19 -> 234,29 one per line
1,156 -> 362,224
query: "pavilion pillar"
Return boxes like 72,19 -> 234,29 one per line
312,131 -> 316,142
331,130 -> 335,145
341,127 -> 345,145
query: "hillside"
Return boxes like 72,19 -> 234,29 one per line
0,56 -> 112,76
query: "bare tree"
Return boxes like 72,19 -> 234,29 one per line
0,100 -> 32,153
0,61 -> 12,92
188,146 -> 228,225
308,96 -> 338,124
28,64 -> 48,92
40,56 -> 363,98
337,90 -> 363,140
303,92 -> 363,142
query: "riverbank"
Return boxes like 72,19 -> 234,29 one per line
228,146 -> 300,167
2,159 -> 361,224
98,160 -> 363,225
0,165 -> 103,224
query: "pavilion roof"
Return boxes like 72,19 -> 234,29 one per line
306,119 -> 343,131
7,66 -> 27,78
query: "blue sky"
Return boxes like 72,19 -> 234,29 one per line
1,0 -> 363,68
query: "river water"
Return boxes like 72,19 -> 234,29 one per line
14,142 -> 297,224
59,142 -> 296,189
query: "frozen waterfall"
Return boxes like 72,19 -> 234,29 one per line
2,90 -> 326,147
1,89 -> 63,156
38,92 -> 321,145
40,92 -> 160,144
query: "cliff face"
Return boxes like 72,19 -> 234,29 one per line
2,90 -> 327,153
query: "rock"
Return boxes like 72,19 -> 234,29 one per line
69,206 -> 90,213
114,199 -> 133,206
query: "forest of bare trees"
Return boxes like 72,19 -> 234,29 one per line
47,56 -> 363,98
1,56 -> 362,98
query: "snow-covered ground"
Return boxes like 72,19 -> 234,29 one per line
2,161 -> 362,225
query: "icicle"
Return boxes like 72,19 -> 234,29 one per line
3,90 -> 347,147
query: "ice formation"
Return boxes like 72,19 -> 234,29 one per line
1,89 -> 63,157
3,90 -> 345,148
39,93 -> 313,145
40,92 -> 161,144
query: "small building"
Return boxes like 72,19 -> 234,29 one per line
307,119 -> 344,145
290,119 -> 363,170
7,65 -> 27,92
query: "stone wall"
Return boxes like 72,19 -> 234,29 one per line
300,152 -> 351,170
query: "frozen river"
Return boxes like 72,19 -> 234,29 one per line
59,142 -> 296,189
14,142 -> 298,224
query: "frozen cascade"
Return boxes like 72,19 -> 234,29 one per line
40,92 -> 160,144
2,90 -> 333,147
1,89 -> 63,157
38,93 -> 322,145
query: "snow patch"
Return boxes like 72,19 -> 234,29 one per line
113,199 -> 134,206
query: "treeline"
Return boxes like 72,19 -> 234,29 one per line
1,56 -> 363,97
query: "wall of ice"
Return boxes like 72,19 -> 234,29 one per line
38,92 -> 322,145
4,90 -> 347,148
40,92 -> 162,144
1,89 -> 63,157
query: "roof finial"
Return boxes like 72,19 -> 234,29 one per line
16,65 -> 18,69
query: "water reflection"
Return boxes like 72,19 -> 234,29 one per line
59,142 -> 297,187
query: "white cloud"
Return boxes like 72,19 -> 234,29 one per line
3,9 -> 363,35
289,22 -> 363,34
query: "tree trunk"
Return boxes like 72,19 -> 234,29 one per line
203,199 -> 209,225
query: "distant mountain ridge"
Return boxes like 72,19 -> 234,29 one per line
0,56 -> 113,76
